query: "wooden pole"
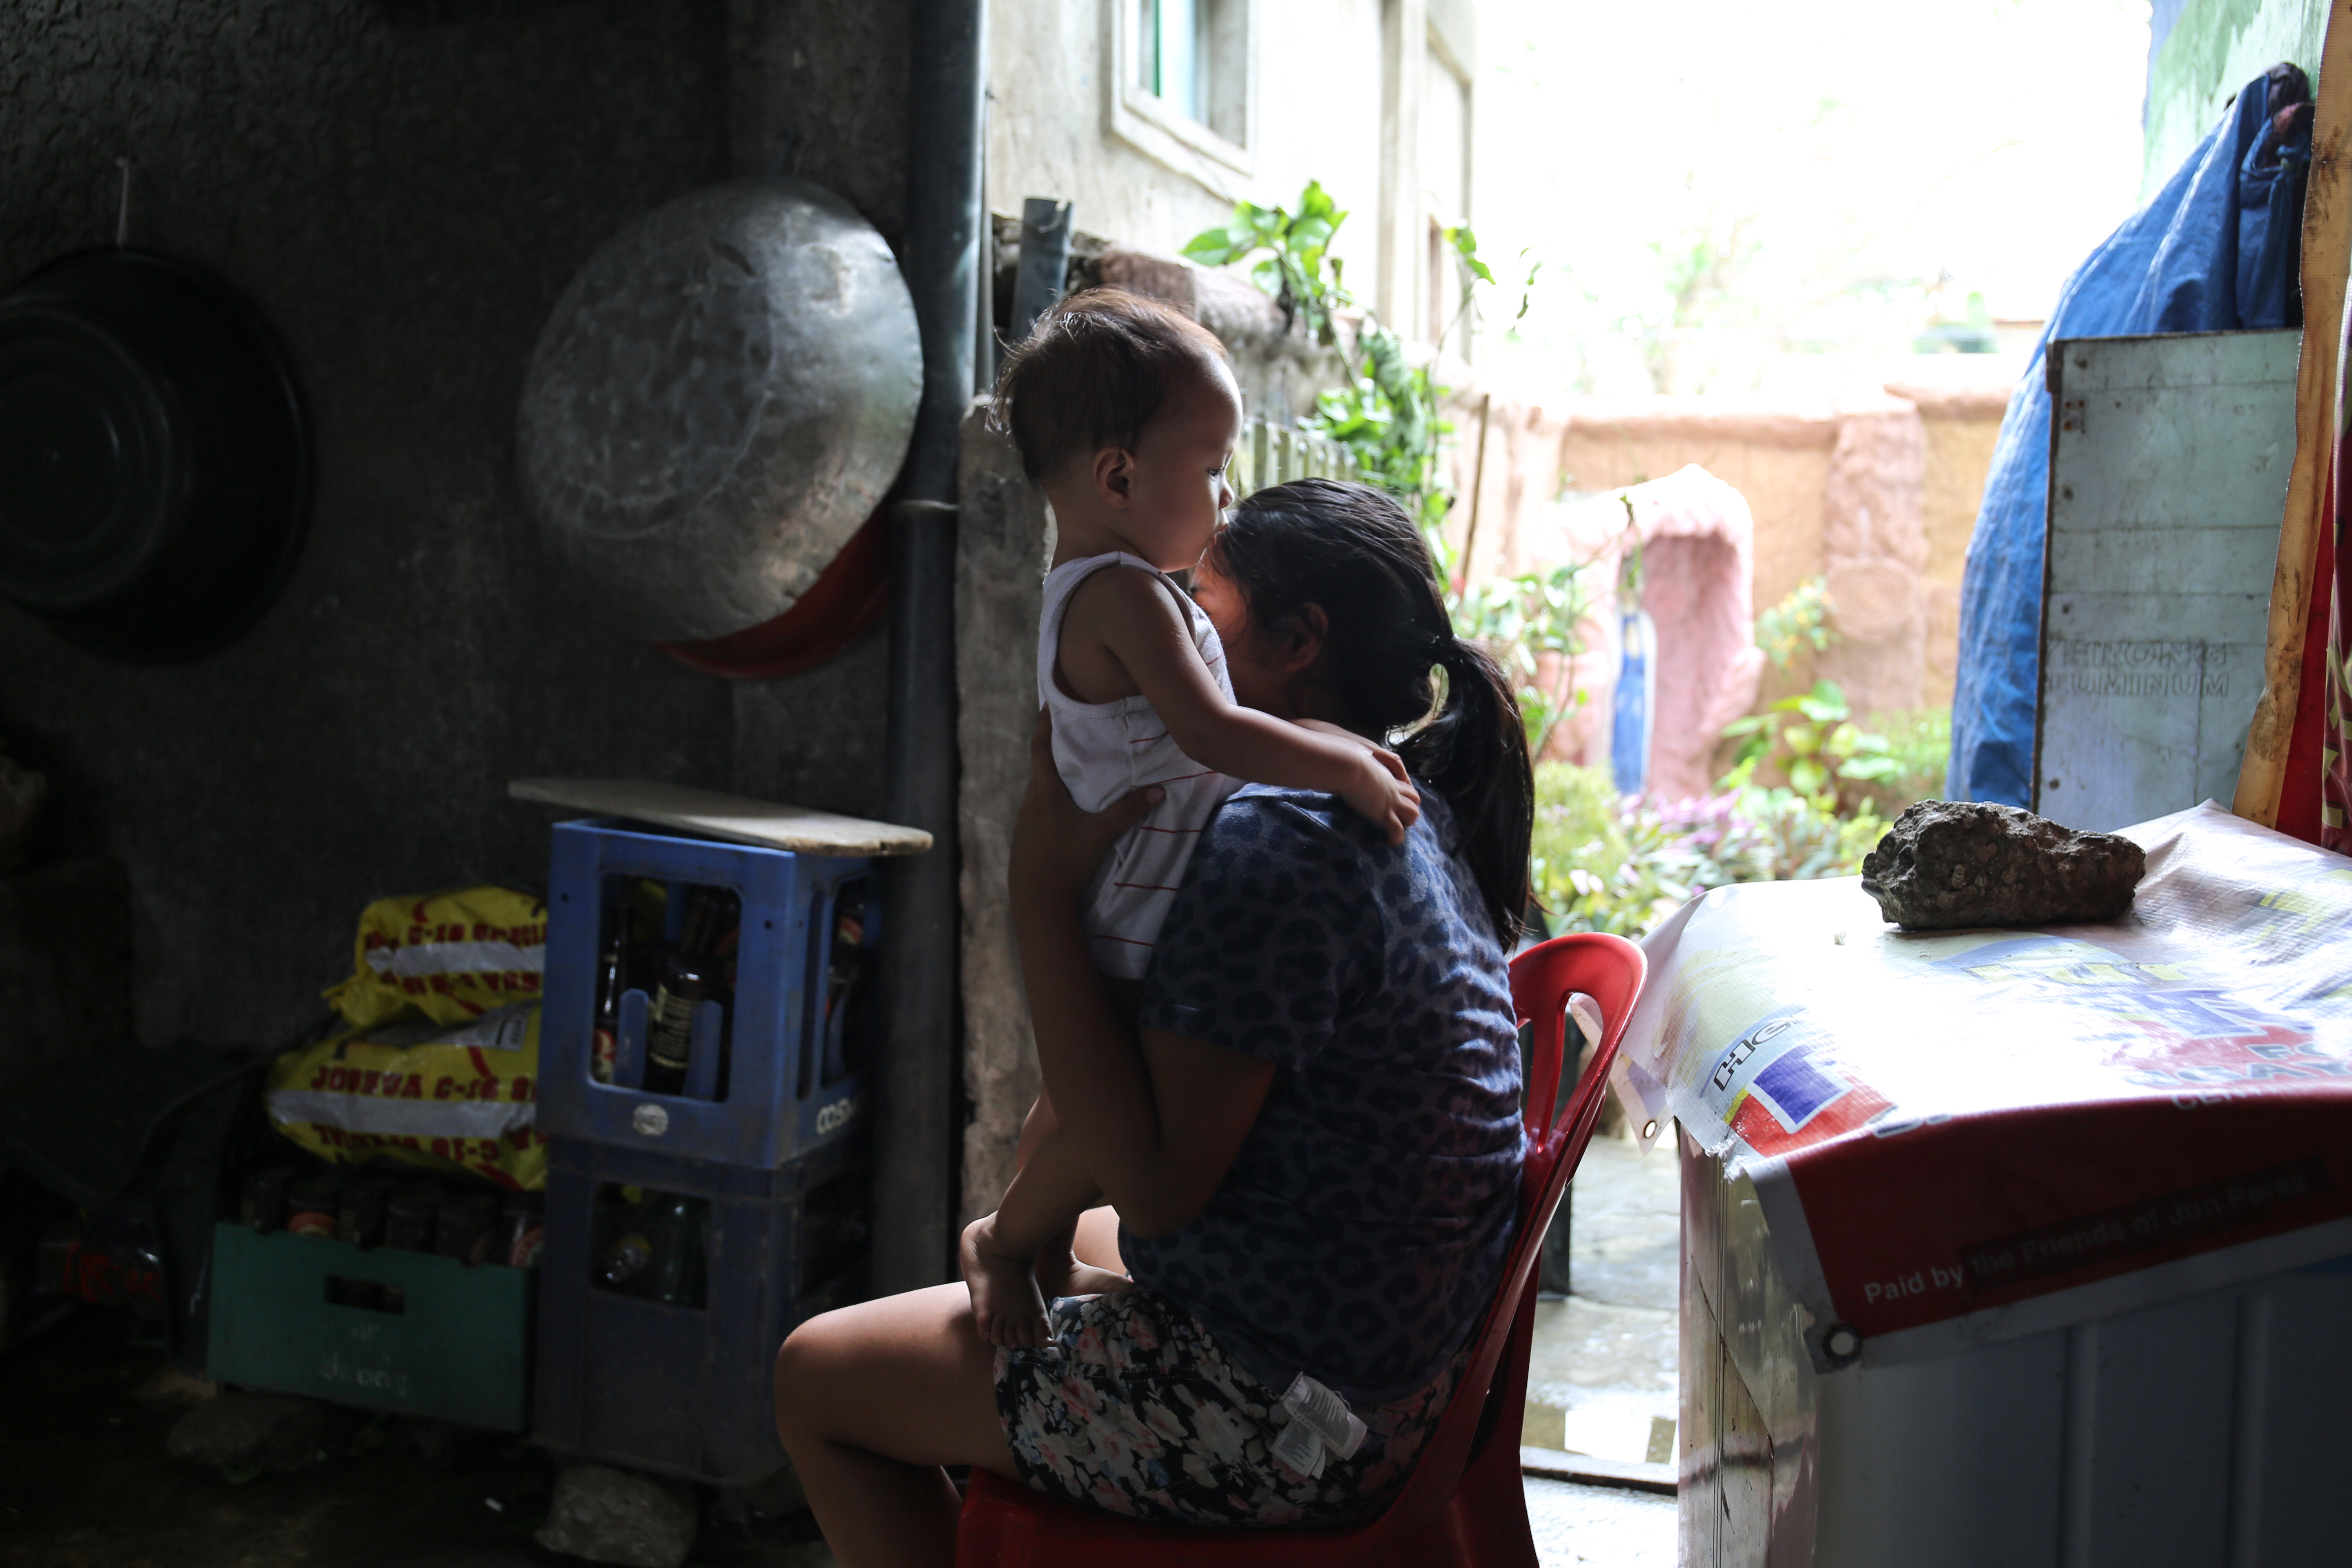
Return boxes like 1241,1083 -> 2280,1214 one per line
1457,390 -> 1494,592
2235,4 -> 2352,825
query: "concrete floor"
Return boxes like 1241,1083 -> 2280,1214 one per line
1528,1131 -> 1683,1457
1521,1129 -> 1684,1564
0,1308 -> 829,1568
0,1134 -> 1683,1567
1528,1477 -> 1679,1567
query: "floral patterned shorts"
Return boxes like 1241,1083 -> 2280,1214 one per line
992,1286 -> 1464,1530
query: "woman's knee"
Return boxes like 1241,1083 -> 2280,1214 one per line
773,1305 -> 856,1441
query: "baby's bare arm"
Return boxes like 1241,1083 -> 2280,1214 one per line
985,1123 -> 1105,1264
1067,569 -> 1420,840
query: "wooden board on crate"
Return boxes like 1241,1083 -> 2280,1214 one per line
508,778 -> 932,857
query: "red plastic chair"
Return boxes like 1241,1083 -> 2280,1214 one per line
957,931 -> 1648,1568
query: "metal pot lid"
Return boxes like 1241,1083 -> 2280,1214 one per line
517,178 -> 921,643
0,249 -> 310,662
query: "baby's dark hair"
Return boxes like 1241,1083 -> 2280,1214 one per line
991,287 -> 1230,482
1208,478 -> 1535,943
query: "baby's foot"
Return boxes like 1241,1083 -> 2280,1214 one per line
959,1214 -> 1051,1349
1046,1258 -> 1135,1300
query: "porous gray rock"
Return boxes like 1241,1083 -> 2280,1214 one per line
1860,800 -> 2145,930
165,1391 -> 352,1474
533,1462 -> 700,1568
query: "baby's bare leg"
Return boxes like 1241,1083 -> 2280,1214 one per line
959,1126 -> 1127,1348
964,978 -> 1145,1347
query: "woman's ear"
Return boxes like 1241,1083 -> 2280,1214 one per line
1090,445 -> 1136,510
1276,603 -> 1330,676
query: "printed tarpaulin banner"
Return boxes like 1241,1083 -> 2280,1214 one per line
1617,801 -> 2352,1366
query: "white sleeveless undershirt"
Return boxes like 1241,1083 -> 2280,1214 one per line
1037,552 -> 1243,980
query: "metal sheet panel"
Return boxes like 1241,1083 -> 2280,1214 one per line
2034,330 -> 2297,831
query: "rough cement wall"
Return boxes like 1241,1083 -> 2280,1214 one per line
985,0 -> 1388,280
2145,0 -> 2325,198
954,403 -> 1051,1224
722,0 -> 913,817
1456,385 -> 2013,736
985,0 -> 1230,258
1537,401 -> 1840,628
1891,383 -> 2012,712
1813,398 -> 1930,719
1094,249 -> 1345,428
0,0 -> 903,1050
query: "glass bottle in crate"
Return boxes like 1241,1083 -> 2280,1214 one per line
589,919 -> 626,1086
644,891 -> 718,1096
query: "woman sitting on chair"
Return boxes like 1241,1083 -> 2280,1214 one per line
773,480 -> 1537,1566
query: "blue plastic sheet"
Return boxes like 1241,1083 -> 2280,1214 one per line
1947,73 -> 2310,805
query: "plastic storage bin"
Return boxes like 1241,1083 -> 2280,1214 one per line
532,1136 -> 869,1486
537,817 -> 876,1169
206,1222 -> 535,1429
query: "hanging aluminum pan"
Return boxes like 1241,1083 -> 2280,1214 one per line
517,177 -> 921,644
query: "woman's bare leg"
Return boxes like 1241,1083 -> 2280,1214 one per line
1071,1204 -> 1124,1273
773,1283 -> 1018,1568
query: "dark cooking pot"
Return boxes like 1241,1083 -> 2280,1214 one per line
0,249 -> 309,661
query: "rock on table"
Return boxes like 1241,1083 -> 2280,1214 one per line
1859,800 -> 2146,931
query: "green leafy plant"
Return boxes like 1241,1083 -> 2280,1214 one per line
1185,187 -> 1503,547
1180,180 -> 1350,346
1453,560 -> 1596,758
1754,575 -> 1835,669
1189,188 -> 1568,744
1718,679 -> 1899,811
1529,764 -> 1886,939
1527,763 -> 1701,938
1840,706 -> 1950,816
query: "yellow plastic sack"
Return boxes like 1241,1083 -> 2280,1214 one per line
323,886 -> 547,1029
266,1003 -> 548,1190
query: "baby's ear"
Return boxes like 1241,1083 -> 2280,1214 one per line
1091,444 -> 1136,507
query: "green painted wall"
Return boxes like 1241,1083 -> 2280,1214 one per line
2144,0 -> 2325,198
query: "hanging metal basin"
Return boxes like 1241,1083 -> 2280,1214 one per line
517,178 -> 920,643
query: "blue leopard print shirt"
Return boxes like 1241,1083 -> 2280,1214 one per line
1124,784 -> 1525,1405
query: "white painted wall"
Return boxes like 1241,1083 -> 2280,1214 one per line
985,0 -> 1468,344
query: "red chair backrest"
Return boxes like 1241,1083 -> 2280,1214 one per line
1365,931 -> 1646,1544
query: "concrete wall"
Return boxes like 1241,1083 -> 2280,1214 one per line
953,405 -> 1050,1224
985,0 -> 1466,346
2145,0 -> 2326,198
1890,383 -> 2012,713
1451,381 -> 2011,740
0,0 -> 909,1051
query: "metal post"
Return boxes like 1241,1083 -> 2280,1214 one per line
876,0 -> 984,1294
1010,197 -> 1073,345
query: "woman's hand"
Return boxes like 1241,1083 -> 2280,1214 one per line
1011,708 -> 1163,913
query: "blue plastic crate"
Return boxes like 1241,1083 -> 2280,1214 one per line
532,1137 -> 867,1486
537,817 -> 875,1168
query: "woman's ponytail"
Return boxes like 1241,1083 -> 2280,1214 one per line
1404,635 -> 1534,941
1212,479 -> 1537,942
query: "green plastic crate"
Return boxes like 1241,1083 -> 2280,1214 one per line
206,1222 -> 534,1430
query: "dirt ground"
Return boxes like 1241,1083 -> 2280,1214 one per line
0,1310 -> 829,1568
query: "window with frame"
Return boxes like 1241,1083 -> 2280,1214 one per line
1113,0 -> 1254,193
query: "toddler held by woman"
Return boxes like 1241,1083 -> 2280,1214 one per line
958,289 -> 1419,1345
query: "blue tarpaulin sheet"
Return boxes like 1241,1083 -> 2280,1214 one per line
1947,71 -> 2310,805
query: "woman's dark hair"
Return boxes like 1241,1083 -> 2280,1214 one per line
1208,478 -> 1534,941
